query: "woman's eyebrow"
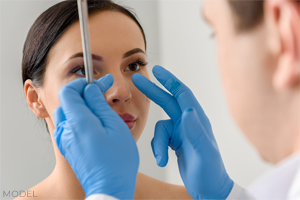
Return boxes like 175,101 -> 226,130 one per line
65,48 -> 145,63
65,52 -> 103,63
123,48 -> 145,58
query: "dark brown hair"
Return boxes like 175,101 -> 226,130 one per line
22,0 -> 146,87
228,0 -> 264,31
228,0 -> 300,31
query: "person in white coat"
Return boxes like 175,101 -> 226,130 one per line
200,0 -> 300,199
54,0 -> 300,200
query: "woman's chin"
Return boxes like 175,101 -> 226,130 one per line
126,121 -> 136,130
131,129 -> 141,143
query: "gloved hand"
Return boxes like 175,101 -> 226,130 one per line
132,66 -> 233,200
53,75 -> 139,199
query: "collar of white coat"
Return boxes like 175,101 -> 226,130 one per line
248,151 -> 300,200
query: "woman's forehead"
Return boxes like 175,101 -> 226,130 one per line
49,11 -> 145,64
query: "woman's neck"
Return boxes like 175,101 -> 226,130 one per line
48,125 -> 86,199
49,160 -> 85,199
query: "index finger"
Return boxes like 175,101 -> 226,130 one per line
152,65 -> 212,129
132,73 -> 182,121
152,66 -> 201,115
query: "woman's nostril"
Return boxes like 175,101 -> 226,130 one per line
109,88 -> 131,103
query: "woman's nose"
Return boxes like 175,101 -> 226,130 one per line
104,76 -> 132,105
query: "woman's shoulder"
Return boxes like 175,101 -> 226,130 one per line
14,185 -> 45,200
14,177 -> 56,200
14,176 -> 59,200
14,172 -> 191,200
135,172 -> 192,199
14,187 -> 41,200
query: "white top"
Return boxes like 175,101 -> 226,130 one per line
226,183 -> 255,200
248,151 -> 300,200
85,184 -> 256,200
85,194 -> 118,200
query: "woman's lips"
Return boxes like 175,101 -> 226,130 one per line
118,113 -> 137,130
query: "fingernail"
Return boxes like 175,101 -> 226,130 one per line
152,65 -> 161,75
156,155 -> 162,167
186,108 -> 194,112
97,74 -> 109,81
132,73 -> 142,78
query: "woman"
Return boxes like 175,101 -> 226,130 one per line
19,0 -> 191,199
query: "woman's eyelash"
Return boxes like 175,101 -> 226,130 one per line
131,58 -> 148,67
70,58 -> 148,75
71,65 -> 83,73
71,65 -> 97,76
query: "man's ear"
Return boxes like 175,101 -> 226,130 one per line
24,80 -> 49,119
265,0 -> 300,90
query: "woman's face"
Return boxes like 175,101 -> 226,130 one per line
37,11 -> 150,141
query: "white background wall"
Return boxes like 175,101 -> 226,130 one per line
0,0 -> 270,199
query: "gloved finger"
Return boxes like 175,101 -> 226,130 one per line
58,122 -> 76,166
53,125 -> 64,156
95,74 -> 114,93
132,73 -> 182,122
52,106 -> 65,151
151,120 -> 174,167
53,115 -> 78,161
152,65 -> 212,130
182,108 -> 211,153
53,106 -> 66,127
83,83 -> 126,130
58,78 -> 95,122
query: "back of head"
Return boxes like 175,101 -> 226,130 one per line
200,0 -> 300,162
228,0 -> 300,31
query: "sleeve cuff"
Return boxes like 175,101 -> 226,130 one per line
85,194 -> 119,200
226,183 -> 256,200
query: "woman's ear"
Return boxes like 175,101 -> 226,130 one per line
24,80 -> 49,118
265,0 -> 300,91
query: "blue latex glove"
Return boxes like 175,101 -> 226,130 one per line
132,66 -> 233,200
53,75 -> 139,199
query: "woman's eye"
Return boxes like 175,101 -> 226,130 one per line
125,63 -> 140,72
74,66 -> 85,75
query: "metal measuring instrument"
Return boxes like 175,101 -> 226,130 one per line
77,0 -> 94,84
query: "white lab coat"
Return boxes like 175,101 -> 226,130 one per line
247,151 -> 300,200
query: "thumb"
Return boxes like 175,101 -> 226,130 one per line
95,74 -> 114,93
83,83 -> 124,129
182,108 -> 210,152
151,120 -> 174,167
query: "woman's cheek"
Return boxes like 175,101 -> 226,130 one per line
139,94 -> 150,126
133,87 -> 150,121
